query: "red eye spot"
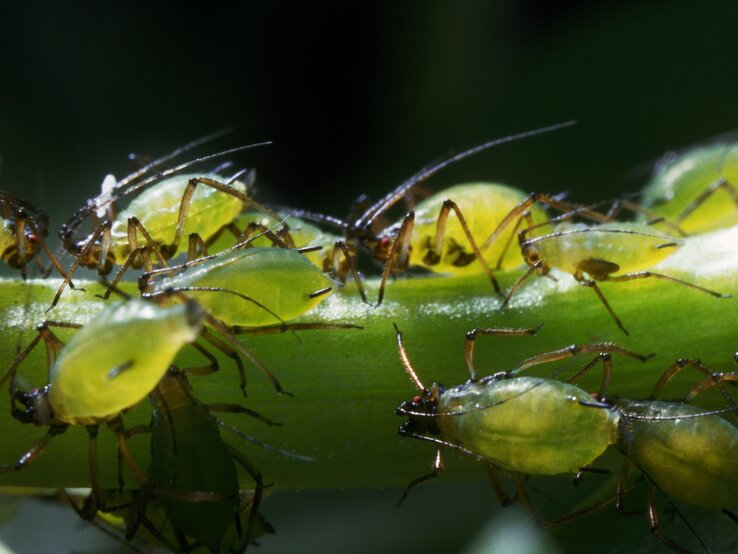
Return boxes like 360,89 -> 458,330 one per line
380,237 -> 391,247
528,252 -> 539,262
27,233 -> 38,245
412,395 -> 422,404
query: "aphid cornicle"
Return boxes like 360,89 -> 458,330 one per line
272,121 -> 584,304
394,324 -> 648,515
52,132 -> 275,308
503,220 -> 731,334
640,141 -> 738,235
0,191 -> 69,279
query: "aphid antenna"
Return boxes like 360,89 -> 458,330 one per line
651,480 -> 712,554
214,418 -> 316,462
265,204 -> 351,233
618,406 -> 736,421
113,127 -> 233,192
354,121 -> 577,232
520,225 -> 685,249
393,323 -> 425,392
106,141 -> 273,208
399,430 -> 485,463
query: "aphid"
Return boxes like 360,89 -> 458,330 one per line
504,220 -> 730,334
0,293 -> 288,490
606,359 -> 738,553
640,141 -> 738,235
126,367 -> 269,552
52,132 -> 275,308
275,122 -> 585,304
138,242 -> 344,328
0,191 -> 69,279
394,324 -> 648,514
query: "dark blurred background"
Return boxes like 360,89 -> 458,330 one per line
2,1 -> 738,230
1,2 -> 737,553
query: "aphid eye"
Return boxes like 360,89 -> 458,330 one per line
412,394 -> 422,404
26,233 -> 38,245
528,252 -> 539,262
380,237 -> 391,248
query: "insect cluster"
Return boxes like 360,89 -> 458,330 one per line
0,126 -> 735,552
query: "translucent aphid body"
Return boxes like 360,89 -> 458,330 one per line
640,143 -> 738,234
394,324 -> 647,511
142,246 -> 336,327
510,221 -> 729,334
435,376 -> 617,474
614,399 -> 738,511
388,182 -> 548,276
49,299 -> 202,424
106,171 -> 247,263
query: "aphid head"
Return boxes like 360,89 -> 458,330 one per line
11,385 -> 53,426
521,243 -> 549,274
396,383 -> 444,437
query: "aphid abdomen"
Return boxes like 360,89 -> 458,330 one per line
437,377 -> 617,474
109,173 -> 246,262
616,399 -> 738,510
152,247 -> 336,326
641,144 -> 738,234
542,223 -> 679,277
150,374 -> 239,550
48,300 -> 202,424
410,183 -> 548,275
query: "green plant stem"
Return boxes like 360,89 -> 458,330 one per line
0,226 -> 736,494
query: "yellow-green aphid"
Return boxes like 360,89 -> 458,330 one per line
50,299 -> 203,424
107,172 -> 248,263
509,221 -> 730,334
591,359 -> 738,552
142,246 -> 336,327
142,369 -> 263,553
640,142 -> 738,235
53,137 -> 271,308
0,192 -> 68,279
394,324 -> 647,514
406,183 -> 548,274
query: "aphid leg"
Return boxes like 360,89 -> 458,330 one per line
606,270 -> 731,299
723,509 -> 738,524
51,220 -> 112,309
227,445 -> 264,552
188,232 -> 210,260
0,425 -> 68,472
377,211 -> 415,306
398,448 -> 445,506
120,423 -> 153,492
433,199 -> 502,295
108,417 -> 148,486
651,359 -> 738,418
236,221 -> 293,249
493,210 -> 534,270
102,246 -> 155,300
498,259 -> 541,310
126,216 -> 170,264
463,325 -> 542,381
576,276 -> 629,335
393,323 -> 425,392
509,472 -> 543,525
184,339 -> 222,376
677,175 -> 738,225
485,464 -> 513,506
646,487 -> 694,554
330,240 -> 368,304
197,327 -> 249,397
17,215 -> 71,280
605,199 -> 685,236
170,176 -> 280,252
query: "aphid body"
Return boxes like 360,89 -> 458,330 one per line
411,376 -> 617,475
142,246 -> 336,327
144,369 -> 260,552
640,143 -> 738,234
613,398 -> 738,510
380,183 -> 548,276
